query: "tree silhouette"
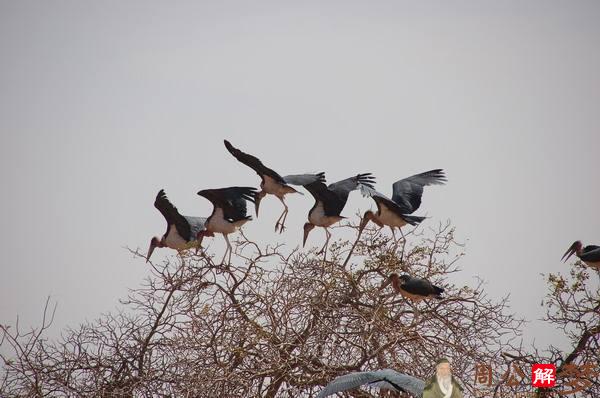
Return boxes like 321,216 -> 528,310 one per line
3,222 -> 594,397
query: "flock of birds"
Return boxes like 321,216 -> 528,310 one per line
146,139 -> 600,302
146,139 -> 452,301
144,139 -> 599,397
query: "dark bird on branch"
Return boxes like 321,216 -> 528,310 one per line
303,173 -> 375,257
196,186 -> 257,264
562,240 -> 600,270
360,169 -> 446,244
383,273 -> 444,301
147,189 -> 209,262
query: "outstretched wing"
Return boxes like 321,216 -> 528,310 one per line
198,186 -> 257,222
282,172 -> 326,186
224,140 -> 285,183
391,169 -> 446,214
154,189 -> 191,241
304,181 -> 345,216
327,173 -> 376,213
317,369 -> 425,398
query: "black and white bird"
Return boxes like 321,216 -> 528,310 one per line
224,139 -> 325,233
562,241 -> 600,270
360,169 -> 447,242
317,369 -> 425,398
147,189 -> 209,262
303,173 -> 375,256
196,186 -> 257,264
383,273 -> 444,301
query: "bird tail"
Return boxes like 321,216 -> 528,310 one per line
432,286 -> 444,299
402,214 -> 426,226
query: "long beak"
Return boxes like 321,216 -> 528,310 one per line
303,228 -> 311,247
255,195 -> 262,217
358,216 -> 369,233
146,243 -> 156,263
561,243 -> 577,262
379,277 -> 392,292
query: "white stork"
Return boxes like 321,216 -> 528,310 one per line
196,186 -> 257,264
147,189 -> 209,262
224,139 -> 325,233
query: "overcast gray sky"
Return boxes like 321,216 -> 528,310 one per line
1,0 -> 598,356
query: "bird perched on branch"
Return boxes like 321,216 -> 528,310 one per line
196,186 -> 257,264
562,241 -> 600,270
360,169 -> 446,244
303,173 -> 375,257
147,189 -> 209,262
224,139 -> 325,233
317,369 -> 425,398
383,273 -> 444,301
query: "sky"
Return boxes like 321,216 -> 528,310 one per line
0,0 -> 598,358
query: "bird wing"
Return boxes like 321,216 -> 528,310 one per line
327,173 -> 376,213
224,140 -> 286,183
581,246 -> 600,262
154,189 -> 192,241
282,172 -> 326,186
401,277 -> 444,297
360,185 -> 406,215
198,187 -> 257,222
391,169 -> 446,214
303,181 -> 346,216
316,369 -> 425,398
184,216 -> 208,240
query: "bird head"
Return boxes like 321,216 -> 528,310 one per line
146,236 -> 162,262
302,223 -> 315,247
561,240 -> 583,262
387,273 -> 407,293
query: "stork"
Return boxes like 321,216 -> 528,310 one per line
359,169 -> 447,244
224,139 -> 325,233
196,186 -> 257,264
316,369 -> 425,398
562,241 -> 600,271
146,189 -> 210,262
303,173 -> 375,257
383,273 -> 444,301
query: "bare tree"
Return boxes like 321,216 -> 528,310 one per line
1,222 -> 529,397
495,262 -> 600,398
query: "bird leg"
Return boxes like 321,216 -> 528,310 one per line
274,198 -> 289,233
390,226 -> 399,251
221,234 -> 232,265
317,229 -> 331,259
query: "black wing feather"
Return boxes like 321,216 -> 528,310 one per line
391,169 -> 446,214
304,181 -> 346,216
198,186 -> 257,222
224,140 -> 286,184
154,189 -> 192,241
